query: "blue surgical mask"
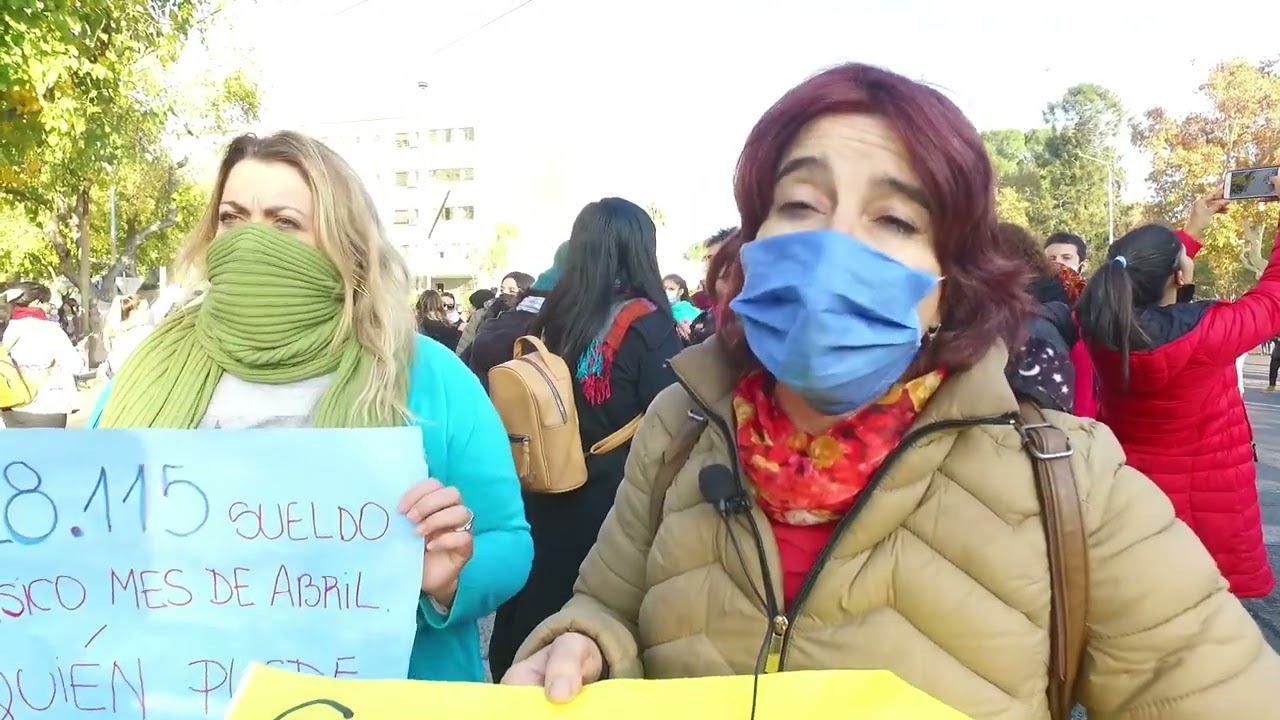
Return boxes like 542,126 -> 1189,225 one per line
730,229 -> 941,415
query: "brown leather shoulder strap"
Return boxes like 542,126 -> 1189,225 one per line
1016,401 -> 1089,720
648,411 -> 709,537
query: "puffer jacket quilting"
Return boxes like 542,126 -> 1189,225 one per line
517,338 -> 1279,719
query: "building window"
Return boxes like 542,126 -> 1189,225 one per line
442,205 -> 475,221
393,209 -> 419,226
394,171 -> 418,188
394,132 -> 417,149
427,127 -> 476,143
429,168 -> 475,182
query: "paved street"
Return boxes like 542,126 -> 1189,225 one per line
1240,355 -> 1280,650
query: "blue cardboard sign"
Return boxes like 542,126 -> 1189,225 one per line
0,428 -> 427,720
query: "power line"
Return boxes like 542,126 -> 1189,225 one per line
333,0 -> 536,54
429,0 -> 536,58
335,0 -> 377,15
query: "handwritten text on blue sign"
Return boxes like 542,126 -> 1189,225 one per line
0,427 -> 426,719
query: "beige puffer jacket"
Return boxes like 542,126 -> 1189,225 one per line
516,338 -> 1279,719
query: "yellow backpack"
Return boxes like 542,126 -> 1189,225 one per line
0,341 -> 36,410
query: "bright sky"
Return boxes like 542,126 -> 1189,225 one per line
218,0 -> 1280,269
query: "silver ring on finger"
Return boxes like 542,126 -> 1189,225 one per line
455,509 -> 474,534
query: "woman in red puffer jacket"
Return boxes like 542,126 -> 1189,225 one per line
1077,187 -> 1279,599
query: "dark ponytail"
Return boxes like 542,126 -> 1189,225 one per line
1076,224 -> 1183,388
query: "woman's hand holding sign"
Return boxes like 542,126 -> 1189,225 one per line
502,632 -> 603,703
398,479 -> 475,611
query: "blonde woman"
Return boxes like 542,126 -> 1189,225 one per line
88,132 -> 532,681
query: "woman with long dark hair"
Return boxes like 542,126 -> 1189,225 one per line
662,273 -> 702,343
503,64 -> 1276,717
1077,188 -> 1280,600
457,271 -> 535,358
487,197 -> 682,680
465,253 -> 565,389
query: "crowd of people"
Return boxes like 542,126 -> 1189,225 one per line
2,61 -> 1279,718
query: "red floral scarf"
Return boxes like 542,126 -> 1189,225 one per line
731,369 -> 946,525
1055,264 -> 1086,304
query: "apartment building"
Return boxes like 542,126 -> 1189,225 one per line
303,116 -> 485,295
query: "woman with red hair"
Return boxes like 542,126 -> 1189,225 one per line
504,64 -> 1276,717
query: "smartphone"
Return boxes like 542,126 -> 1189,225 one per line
1223,166 -> 1280,200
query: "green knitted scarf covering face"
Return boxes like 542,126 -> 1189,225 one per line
98,223 -> 395,429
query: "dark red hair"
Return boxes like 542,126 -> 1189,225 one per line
708,63 -> 1032,375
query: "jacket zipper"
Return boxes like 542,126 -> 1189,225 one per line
672,366 -> 1019,674
774,412 -> 1020,668
517,356 -> 567,422
671,372 -> 785,654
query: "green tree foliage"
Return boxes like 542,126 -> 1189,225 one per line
984,84 -> 1128,261
682,240 -> 710,263
0,203 -> 55,281
1,0 -> 198,198
645,203 -> 667,228
0,0 -> 258,352
1132,60 -> 1280,298
478,223 -> 518,279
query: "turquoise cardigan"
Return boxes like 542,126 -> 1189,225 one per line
88,334 -> 533,682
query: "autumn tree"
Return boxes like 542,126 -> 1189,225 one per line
984,84 -> 1129,261
1133,60 -> 1280,298
0,1 -> 258,353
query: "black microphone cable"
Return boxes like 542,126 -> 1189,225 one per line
700,464 -> 780,719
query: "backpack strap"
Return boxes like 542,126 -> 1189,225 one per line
588,415 -> 644,456
1016,401 -> 1089,720
648,410 -> 709,536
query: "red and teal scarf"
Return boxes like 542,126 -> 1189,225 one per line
575,298 -> 657,404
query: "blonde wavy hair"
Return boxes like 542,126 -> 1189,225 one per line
174,131 -> 414,424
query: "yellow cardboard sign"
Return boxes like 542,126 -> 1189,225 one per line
227,663 -> 972,719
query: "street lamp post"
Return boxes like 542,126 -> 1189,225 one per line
415,81 -> 433,291
1079,152 -> 1115,244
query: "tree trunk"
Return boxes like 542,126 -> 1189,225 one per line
72,188 -> 107,366
1244,219 -> 1269,279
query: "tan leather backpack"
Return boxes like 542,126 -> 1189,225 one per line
489,336 -> 641,493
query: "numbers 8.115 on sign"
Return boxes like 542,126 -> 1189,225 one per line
1,460 -> 209,546
0,428 -> 426,720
